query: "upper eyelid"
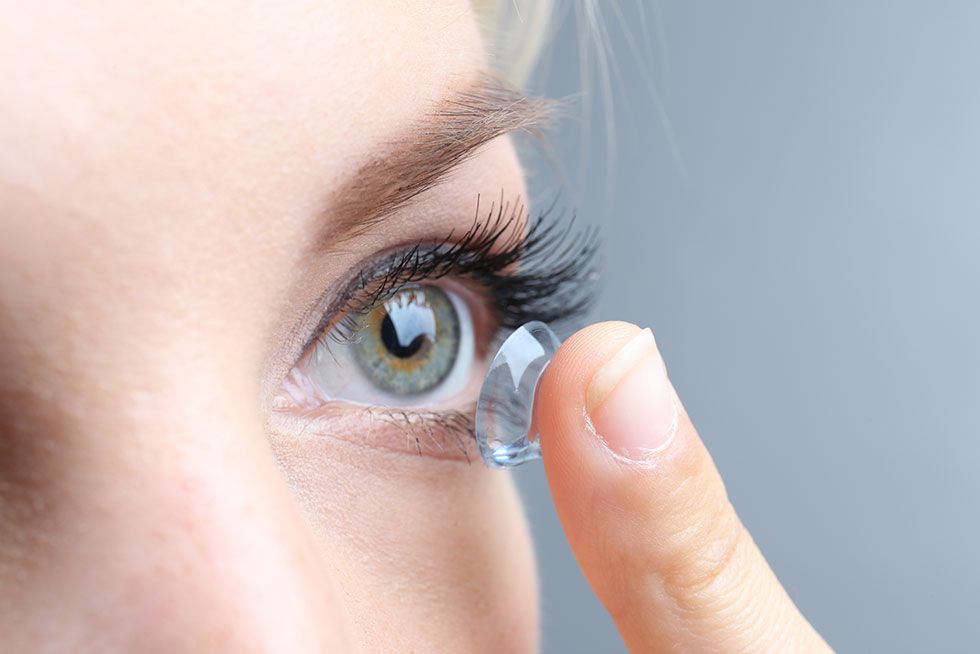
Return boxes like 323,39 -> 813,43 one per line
296,198 -> 599,367
296,197 -> 527,355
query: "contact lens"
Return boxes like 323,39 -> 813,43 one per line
475,321 -> 561,469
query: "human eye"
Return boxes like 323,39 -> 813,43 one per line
273,201 -> 599,459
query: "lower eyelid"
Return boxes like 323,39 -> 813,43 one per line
268,403 -> 479,463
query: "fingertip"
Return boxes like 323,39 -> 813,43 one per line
539,320 -> 681,468
550,321 -> 645,385
532,322 -> 831,654
536,320 -> 644,450
535,321 -> 650,526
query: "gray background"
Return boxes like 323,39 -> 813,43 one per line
513,2 -> 980,652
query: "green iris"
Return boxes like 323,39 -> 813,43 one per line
352,284 -> 461,395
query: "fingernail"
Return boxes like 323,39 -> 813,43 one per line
586,328 -> 677,460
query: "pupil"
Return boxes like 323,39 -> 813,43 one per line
379,305 -> 433,359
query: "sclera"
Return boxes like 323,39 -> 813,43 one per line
474,321 -> 561,468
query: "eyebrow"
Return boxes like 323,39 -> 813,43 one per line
321,72 -> 554,245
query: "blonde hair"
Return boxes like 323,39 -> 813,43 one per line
474,1 -> 628,216
472,0 -> 556,85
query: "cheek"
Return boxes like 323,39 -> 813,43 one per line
270,431 -> 539,653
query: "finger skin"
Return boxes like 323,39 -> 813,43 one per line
537,321 -> 831,653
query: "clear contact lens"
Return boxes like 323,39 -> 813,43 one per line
475,321 -> 561,469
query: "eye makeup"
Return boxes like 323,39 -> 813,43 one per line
276,196 -> 599,460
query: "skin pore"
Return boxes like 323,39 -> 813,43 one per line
0,1 -> 539,652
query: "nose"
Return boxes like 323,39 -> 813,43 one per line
0,386 -> 352,653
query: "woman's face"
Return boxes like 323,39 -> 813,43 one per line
0,2 -> 541,651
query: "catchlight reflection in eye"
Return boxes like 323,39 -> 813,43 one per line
352,285 -> 460,395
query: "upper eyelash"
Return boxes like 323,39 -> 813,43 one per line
325,193 -> 601,345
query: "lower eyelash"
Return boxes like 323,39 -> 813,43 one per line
362,405 -> 477,462
277,400 -> 479,462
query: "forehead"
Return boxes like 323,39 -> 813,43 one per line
0,0 -> 487,233
0,0 -> 495,298
11,1 -> 486,121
